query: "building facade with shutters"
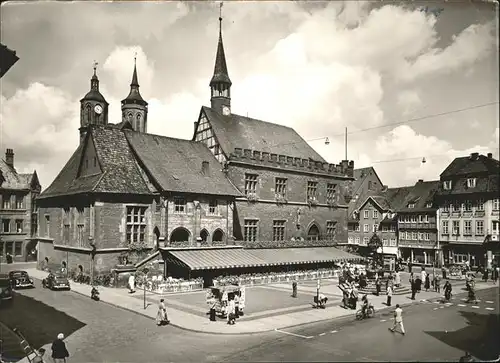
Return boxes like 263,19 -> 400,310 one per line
435,152 -> 500,268
396,180 -> 440,265
0,149 -> 41,262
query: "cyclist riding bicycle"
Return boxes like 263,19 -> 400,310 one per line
361,294 -> 369,316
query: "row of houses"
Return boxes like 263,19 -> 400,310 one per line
347,152 -> 499,269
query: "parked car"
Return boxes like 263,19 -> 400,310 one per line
0,273 -> 14,305
42,272 -> 70,290
9,270 -> 35,289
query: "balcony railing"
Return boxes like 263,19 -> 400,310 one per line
239,239 -> 338,249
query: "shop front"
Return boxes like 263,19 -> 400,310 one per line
442,242 -> 485,268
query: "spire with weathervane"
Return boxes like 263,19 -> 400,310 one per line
79,61 -> 109,144
210,2 -> 232,116
121,53 -> 148,133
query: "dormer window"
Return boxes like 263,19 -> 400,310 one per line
408,203 -> 415,209
443,180 -> 452,190
467,178 -> 476,188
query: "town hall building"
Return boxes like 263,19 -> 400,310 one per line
36,15 -> 356,276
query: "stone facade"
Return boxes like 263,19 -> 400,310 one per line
36,194 -> 235,273
0,149 -> 41,263
226,151 -> 354,244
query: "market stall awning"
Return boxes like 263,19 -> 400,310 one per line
161,246 -> 362,271
164,248 -> 268,270
246,247 -> 362,265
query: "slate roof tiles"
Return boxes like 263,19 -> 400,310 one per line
201,106 -> 325,161
40,125 -> 241,199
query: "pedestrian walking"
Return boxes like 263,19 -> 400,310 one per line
156,299 -> 169,326
482,267 -> 489,282
410,276 -> 416,300
389,304 -> 406,335
433,274 -> 441,293
234,293 -> 240,318
395,271 -> 401,287
227,297 -> 236,325
51,333 -> 69,363
424,274 -> 430,292
442,266 -> 447,280
292,281 -> 297,298
375,276 -> 381,296
128,274 -> 136,294
386,285 -> 393,306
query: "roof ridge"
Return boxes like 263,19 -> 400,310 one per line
203,105 -> 295,130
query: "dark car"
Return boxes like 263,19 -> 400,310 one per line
42,272 -> 70,290
0,273 -> 14,305
9,270 -> 35,289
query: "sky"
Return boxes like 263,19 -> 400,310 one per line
0,1 -> 498,190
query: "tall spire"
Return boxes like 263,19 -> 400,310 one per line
91,60 -> 99,89
121,53 -> 148,133
210,2 -> 231,87
123,53 -> 146,104
131,53 -> 139,87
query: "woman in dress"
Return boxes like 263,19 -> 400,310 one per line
156,298 -> 170,326
424,274 -> 431,292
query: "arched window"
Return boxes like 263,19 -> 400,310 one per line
127,112 -> 133,123
212,229 -> 225,242
136,113 -> 142,131
307,224 -> 320,241
170,227 -> 191,242
86,104 -> 92,124
200,229 -> 209,243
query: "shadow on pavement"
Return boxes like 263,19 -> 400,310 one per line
0,292 -> 86,361
425,310 -> 500,361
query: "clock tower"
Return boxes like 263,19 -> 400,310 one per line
79,62 -> 109,144
210,5 -> 232,116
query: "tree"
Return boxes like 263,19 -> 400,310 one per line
368,233 -> 383,268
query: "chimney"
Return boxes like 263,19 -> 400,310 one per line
5,149 -> 14,168
470,152 -> 479,160
201,161 -> 210,176
487,153 -> 493,159
418,179 -> 424,183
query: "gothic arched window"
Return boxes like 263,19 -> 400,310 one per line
86,104 -> 92,124
136,113 -> 142,131
127,113 -> 133,123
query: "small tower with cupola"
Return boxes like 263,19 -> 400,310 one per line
121,55 -> 148,132
79,62 -> 109,143
210,4 -> 232,116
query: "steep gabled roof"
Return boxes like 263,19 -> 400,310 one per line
398,180 -> 439,212
39,127 -> 152,199
441,154 -> 500,177
0,159 -> 38,191
125,130 -> 241,197
201,106 -> 325,161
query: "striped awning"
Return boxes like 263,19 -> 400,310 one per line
163,246 -> 362,271
246,247 -> 362,265
165,249 -> 268,270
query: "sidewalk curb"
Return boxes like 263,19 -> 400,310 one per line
30,275 -> 498,336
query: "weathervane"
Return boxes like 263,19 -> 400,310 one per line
93,60 -> 98,75
134,52 -> 137,65
219,1 -> 223,20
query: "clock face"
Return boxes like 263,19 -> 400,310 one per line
94,105 -> 103,115
222,106 -> 230,116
